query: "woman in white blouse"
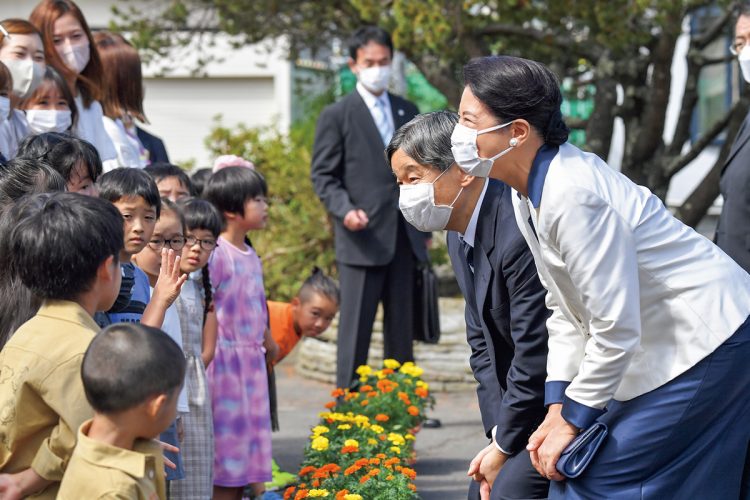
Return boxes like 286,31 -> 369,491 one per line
452,55 -> 750,499
30,0 -> 118,171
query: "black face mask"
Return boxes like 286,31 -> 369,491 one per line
107,263 -> 135,313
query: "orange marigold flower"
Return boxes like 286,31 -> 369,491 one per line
355,458 -> 369,467
369,458 -> 380,465
284,486 -> 295,500
360,399 -> 369,406
324,401 -> 336,409
295,489 -> 309,499
341,446 -> 358,453
321,463 -> 341,474
311,479 -> 320,487
335,490 -> 349,500
407,405 -> 419,416
384,457 -> 401,467
375,414 -> 389,422
386,475 -> 395,481
367,391 -> 378,398
379,434 -> 387,441
359,475 -> 371,484
312,470 -> 328,479
415,387 -> 428,398
377,380 -> 396,393
299,466 -> 316,476
381,368 -> 394,375
360,385 -> 373,392
331,388 -> 345,398
400,467 -> 417,480
344,465 -> 359,476
376,453 -> 387,459
408,483 -> 417,492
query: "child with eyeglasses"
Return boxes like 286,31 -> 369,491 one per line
132,197 -> 191,492
170,197 -> 222,500
203,166 -> 277,500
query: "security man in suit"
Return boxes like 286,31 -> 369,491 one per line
311,26 -> 429,390
717,5 -> 750,274
388,110 -> 550,499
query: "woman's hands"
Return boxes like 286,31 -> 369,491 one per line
527,403 -> 578,481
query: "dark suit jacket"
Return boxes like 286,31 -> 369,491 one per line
447,180 -> 549,454
136,126 -> 170,164
717,112 -> 750,273
311,90 -> 429,266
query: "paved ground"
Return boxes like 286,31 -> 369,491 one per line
272,362 -> 486,500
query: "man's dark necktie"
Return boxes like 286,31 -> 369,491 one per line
461,238 -> 474,274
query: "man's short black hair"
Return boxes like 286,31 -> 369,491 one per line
0,157 -> 66,213
97,168 -> 161,218
203,166 -> 267,216
10,192 -> 123,301
144,162 -> 192,192
348,26 -> 393,60
16,132 -> 103,184
82,323 -> 186,413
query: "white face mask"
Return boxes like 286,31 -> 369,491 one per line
26,109 -> 72,134
358,65 -> 391,94
739,45 -> 750,84
0,96 -> 10,124
60,42 -> 90,74
399,167 -> 463,232
2,58 -> 44,99
451,121 -> 516,177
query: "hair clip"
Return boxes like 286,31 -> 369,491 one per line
0,25 -> 10,39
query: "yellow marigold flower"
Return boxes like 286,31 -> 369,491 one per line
355,365 -> 372,377
344,439 -> 359,448
383,359 -> 401,369
370,424 -> 384,434
375,370 -> 386,380
343,495 -> 363,500
390,446 -> 401,454
387,433 -> 405,446
368,438 -> 378,445
337,424 -> 351,430
308,489 -> 330,497
405,433 -> 416,441
353,414 -> 370,426
416,380 -> 429,390
311,436 -> 329,451
311,426 -> 330,436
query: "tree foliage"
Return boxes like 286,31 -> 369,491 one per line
115,0 -> 747,227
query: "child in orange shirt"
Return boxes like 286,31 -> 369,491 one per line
269,267 -> 339,365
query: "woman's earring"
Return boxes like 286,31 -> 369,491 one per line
509,137 -> 519,147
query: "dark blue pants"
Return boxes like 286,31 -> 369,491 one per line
551,317 -> 750,499
468,448 -> 549,499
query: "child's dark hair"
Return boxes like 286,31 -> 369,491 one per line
9,192 -> 123,301
97,168 -> 161,218
144,162 -> 192,192
17,132 -> 103,185
82,323 -> 186,413
0,156 -> 66,213
0,61 -> 11,94
189,168 -> 212,196
203,166 -> 267,216
19,66 -> 78,128
160,197 -> 186,233
178,197 -> 223,321
298,267 -> 340,305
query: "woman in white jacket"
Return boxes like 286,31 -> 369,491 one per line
452,55 -> 750,499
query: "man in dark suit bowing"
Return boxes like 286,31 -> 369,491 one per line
716,6 -> 750,274
388,111 -> 550,500
311,26 -> 430,390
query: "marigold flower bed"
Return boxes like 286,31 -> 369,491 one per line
283,360 -> 434,499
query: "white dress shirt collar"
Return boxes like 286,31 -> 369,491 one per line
459,178 -> 488,248
356,81 -> 391,112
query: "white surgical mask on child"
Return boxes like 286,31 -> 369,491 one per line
60,41 -> 90,74
0,97 -> 10,124
358,65 -> 391,94
2,58 -> 44,99
399,168 -> 463,232
26,109 -> 72,134
451,121 -> 516,178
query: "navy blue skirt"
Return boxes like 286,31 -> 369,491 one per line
550,317 -> 750,499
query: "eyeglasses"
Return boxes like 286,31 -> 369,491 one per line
730,39 -> 750,56
147,237 -> 187,251
185,235 -> 218,250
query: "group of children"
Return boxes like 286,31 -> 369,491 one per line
0,141 -> 340,499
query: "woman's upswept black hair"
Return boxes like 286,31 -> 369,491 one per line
463,55 -> 569,146
203,166 -> 267,216
97,167 -> 161,218
10,192 -> 123,301
82,323 -> 186,413
298,266 -> 340,305
17,132 -> 102,184
178,197 -> 223,322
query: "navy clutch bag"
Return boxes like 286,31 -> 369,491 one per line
555,422 -> 608,478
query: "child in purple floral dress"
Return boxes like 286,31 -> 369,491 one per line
204,166 -> 279,500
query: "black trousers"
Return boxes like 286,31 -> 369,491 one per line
335,220 -> 417,389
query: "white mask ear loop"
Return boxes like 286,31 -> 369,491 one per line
478,121 -> 512,135
433,166 -> 463,207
